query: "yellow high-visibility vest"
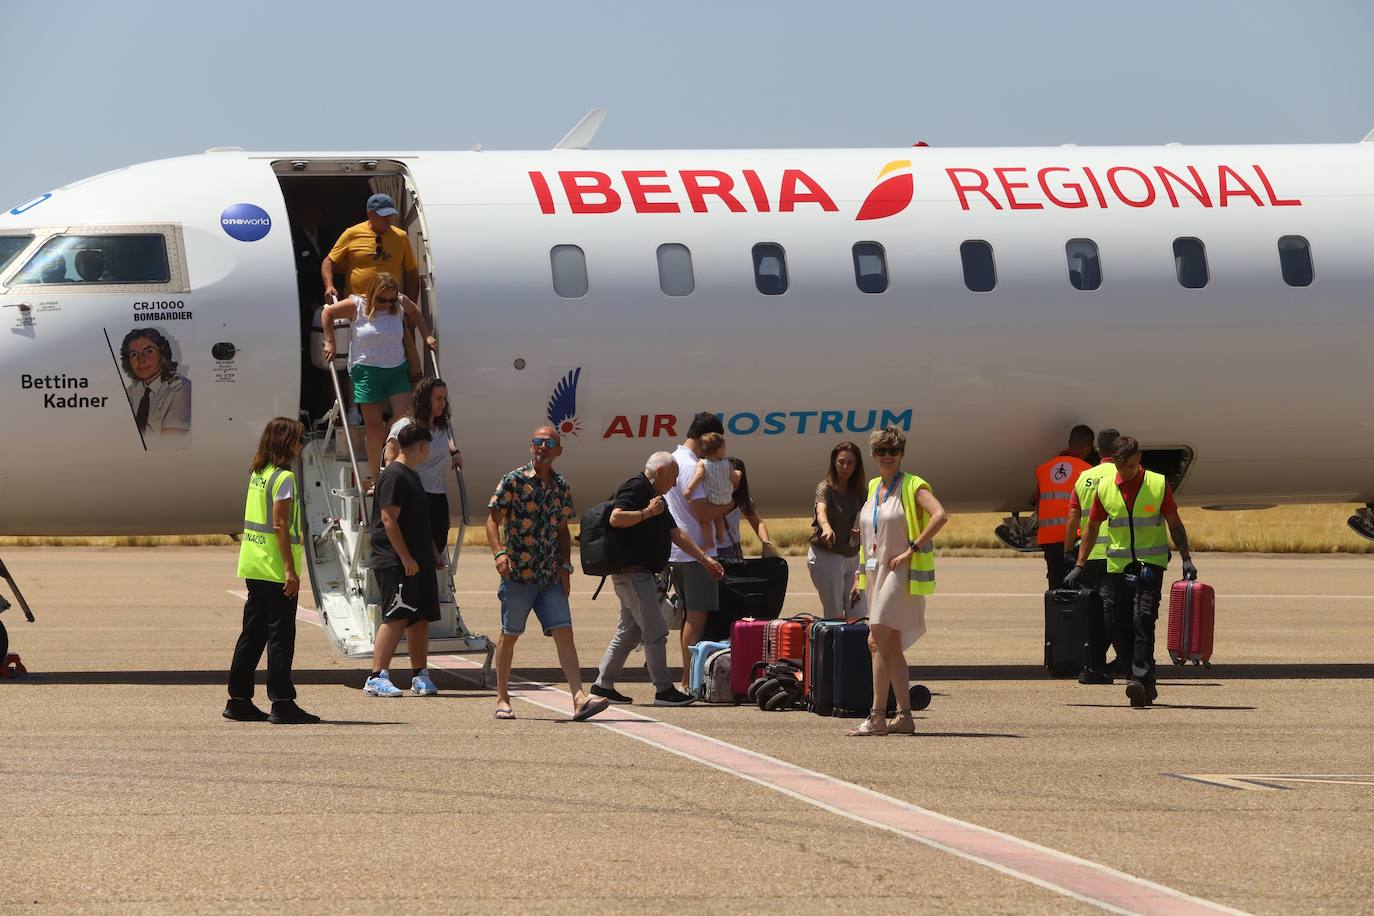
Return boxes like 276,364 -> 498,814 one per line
1074,462 -> 1115,562
236,465 -> 303,583
858,472 -> 936,596
1096,470 -> 1170,574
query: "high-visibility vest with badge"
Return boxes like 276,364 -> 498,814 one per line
857,472 -> 936,596
1036,454 -> 1091,545
1074,462 -> 1115,562
236,464 -> 304,583
1096,470 -> 1170,574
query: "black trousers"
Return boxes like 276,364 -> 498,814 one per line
428,491 -> 450,555
1102,572 -> 1162,685
1042,542 -> 1070,590
228,578 -> 299,702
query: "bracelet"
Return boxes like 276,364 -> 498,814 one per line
494,550 -> 507,560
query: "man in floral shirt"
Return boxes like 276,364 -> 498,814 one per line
485,426 -> 609,722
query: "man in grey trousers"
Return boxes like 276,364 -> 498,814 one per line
590,451 -> 724,706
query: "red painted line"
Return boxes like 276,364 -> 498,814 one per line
429,653 -> 1245,916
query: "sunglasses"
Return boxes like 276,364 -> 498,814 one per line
373,236 -> 385,259
374,295 -> 398,306
531,436 -> 560,448
872,447 -> 903,457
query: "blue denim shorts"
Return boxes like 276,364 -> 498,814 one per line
498,580 -> 572,636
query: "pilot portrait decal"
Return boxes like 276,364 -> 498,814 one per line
547,368 -> 582,438
105,326 -> 192,450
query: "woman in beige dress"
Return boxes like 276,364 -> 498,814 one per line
846,426 -> 948,736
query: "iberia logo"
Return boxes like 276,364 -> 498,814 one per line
855,159 -> 914,221
547,368 -> 582,438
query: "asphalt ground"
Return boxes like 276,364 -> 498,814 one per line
1,548 -> 1371,914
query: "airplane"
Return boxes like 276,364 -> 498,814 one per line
3,111 -> 1372,662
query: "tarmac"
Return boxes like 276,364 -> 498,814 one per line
1,548 -> 1371,914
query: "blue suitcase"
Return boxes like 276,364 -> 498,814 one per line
830,623 -> 900,718
688,639 -> 730,697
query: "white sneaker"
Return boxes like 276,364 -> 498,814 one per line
410,670 -> 439,696
363,671 -> 403,697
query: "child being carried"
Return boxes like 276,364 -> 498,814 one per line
682,432 -> 741,552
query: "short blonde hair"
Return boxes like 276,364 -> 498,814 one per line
869,425 -> 906,453
699,431 -> 725,455
360,272 -> 400,318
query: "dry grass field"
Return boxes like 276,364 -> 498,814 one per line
4,505 -> 1369,554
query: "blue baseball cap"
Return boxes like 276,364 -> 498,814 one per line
366,193 -> 398,216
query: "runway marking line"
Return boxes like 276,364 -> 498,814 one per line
428,653 -> 1245,916
1164,773 -> 1374,792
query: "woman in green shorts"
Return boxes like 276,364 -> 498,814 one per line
322,271 -> 436,489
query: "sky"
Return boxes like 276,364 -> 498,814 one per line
3,0 -> 1373,208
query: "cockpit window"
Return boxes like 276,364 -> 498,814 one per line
0,235 -> 32,274
12,234 -> 169,285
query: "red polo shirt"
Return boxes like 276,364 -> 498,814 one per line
1087,470 -> 1177,526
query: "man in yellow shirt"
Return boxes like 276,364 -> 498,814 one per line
322,194 -> 423,378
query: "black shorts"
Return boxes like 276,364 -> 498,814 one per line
375,565 -> 441,623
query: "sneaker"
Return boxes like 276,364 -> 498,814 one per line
222,698 -> 269,722
590,684 -> 633,704
363,671 -> 403,697
653,687 -> 697,707
1125,679 -> 1149,708
410,670 -> 439,696
1147,681 -> 1159,705
1078,669 -> 1114,685
268,700 -> 321,724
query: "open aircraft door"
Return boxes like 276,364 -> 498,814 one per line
276,158 -> 490,681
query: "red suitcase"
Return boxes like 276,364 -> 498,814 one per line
1168,579 -> 1215,666
764,616 -> 811,668
730,618 -> 768,698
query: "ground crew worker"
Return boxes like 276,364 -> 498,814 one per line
1062,428 -> 1122,684
225,417 -> 319,725
1065,436 -> 1196,707
1033,425 -> 1094,589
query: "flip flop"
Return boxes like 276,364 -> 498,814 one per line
572,696 -> 610,722
493,706 -> 516,720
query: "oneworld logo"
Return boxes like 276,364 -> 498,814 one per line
220,203 -> 272,242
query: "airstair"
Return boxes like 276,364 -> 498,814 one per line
297,369 -> 493,684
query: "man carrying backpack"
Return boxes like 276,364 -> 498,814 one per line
590,451 -> 724,707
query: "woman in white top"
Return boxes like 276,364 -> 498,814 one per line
385,377 -> 462,562
846,426 -> 948,737
321,272 -> 436,488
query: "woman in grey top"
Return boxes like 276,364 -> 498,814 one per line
808,441 -> 866,618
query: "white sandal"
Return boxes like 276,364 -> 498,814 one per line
844,711 -> 888,737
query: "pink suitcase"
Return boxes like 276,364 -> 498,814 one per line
1167,579 -> 1215,666
730,618 -> 768,698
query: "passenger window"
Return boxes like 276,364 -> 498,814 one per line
656,243 -> 694,297
960,240 -> 996,292
752,243 -> 788,295
12,234 -> 169,285
549,244 -> 588,299
1172,237 -> 1208,289
852,241 -> 888,294
0,234 -> 33,274
1065,239 -> 1102,291
1277,235 -> 1313,287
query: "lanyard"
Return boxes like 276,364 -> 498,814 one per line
873,472 -> 903,539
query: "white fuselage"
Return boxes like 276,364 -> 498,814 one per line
1,143 -> 1371,535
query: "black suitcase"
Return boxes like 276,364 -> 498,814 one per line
1045,587 -> 1093,677
805,620 -> 845,716
703,556 -> 788,641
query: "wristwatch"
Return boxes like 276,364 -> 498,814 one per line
561,562 -> 575,574
908,539 -> 921,552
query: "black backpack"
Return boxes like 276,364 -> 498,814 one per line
578,498 -> 617,578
